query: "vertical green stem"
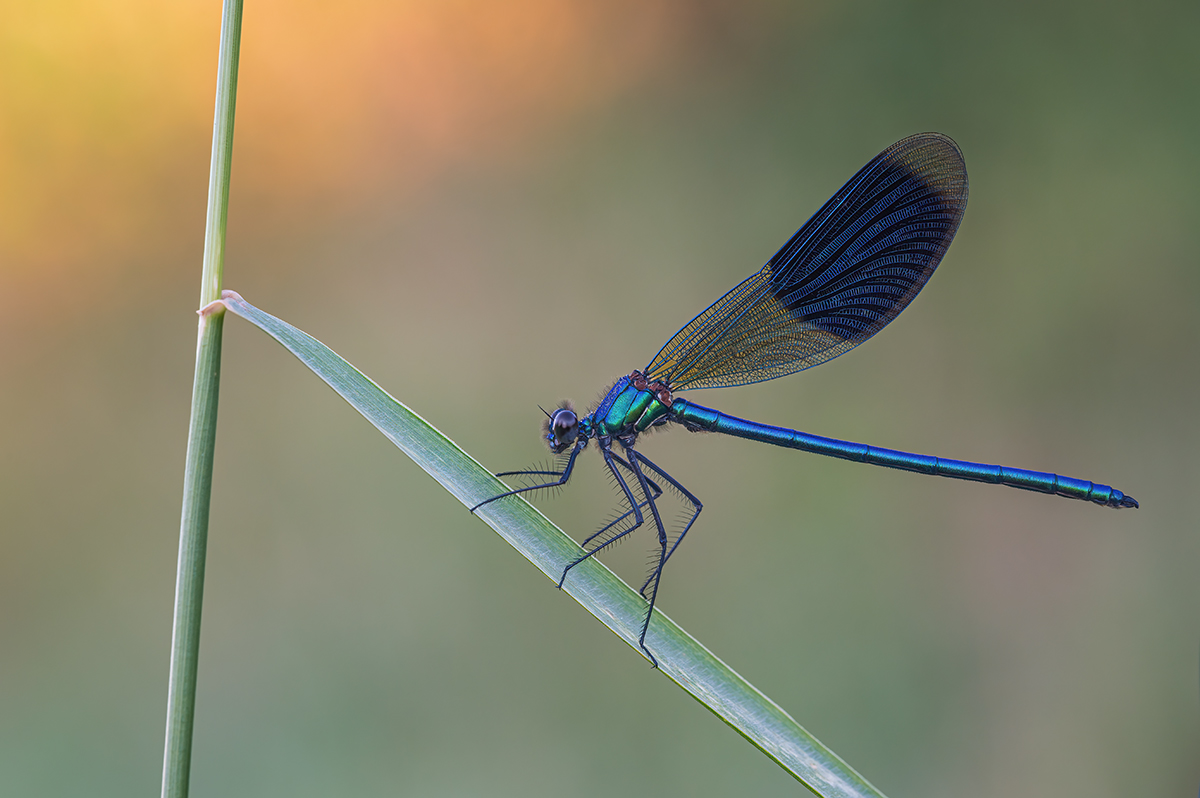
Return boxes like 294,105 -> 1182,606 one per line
161,2 -> 243,797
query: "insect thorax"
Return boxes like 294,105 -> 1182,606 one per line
591,375 -> 673,438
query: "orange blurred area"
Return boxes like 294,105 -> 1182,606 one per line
0,0 -> 708,321
234,0 -> 688,196
0,2 -> 215,268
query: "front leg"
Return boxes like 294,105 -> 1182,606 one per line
469,440 -> 583,513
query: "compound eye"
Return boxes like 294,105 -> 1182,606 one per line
551,408 -> 578,445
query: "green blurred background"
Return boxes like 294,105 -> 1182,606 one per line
1,1 -> 1196,795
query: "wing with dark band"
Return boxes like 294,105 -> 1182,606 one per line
644,133 -> 969,391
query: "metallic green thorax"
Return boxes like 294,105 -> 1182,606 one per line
588,377 -> 672,437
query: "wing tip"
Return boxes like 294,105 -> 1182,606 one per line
886,132 -> 969,208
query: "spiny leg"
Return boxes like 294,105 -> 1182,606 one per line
623,445 -> 670,669
469,441 -> 583,513
557,445 -> 647,588
579,453 -> 663,549
628,450 -> 703,598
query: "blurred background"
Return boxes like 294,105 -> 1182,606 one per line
1,1 -> 1197,795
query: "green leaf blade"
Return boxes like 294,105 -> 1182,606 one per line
216,290 -> 888,798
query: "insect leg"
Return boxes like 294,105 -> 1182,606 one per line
558,442 -> 646,587
469,440 -> 583,513
623,445 -> 671,668
579,452 -> 663,549
629,450 -> 703,597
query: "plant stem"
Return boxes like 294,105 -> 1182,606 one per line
161,2 -> 243,797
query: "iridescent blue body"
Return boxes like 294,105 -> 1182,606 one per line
471,133 -> 1137,667
569,382 -> 1131,507
668,398 -> 1131,507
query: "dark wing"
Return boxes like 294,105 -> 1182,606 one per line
643,133 -> 968,391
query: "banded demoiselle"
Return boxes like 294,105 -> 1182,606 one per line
472,133 -> 1137,667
